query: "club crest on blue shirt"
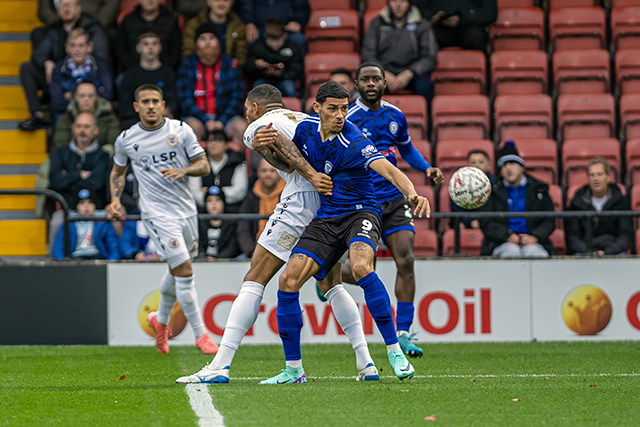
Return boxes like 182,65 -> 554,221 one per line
324,160 -> 333,174
361,144 -> 377,158
389,121 -> 399,136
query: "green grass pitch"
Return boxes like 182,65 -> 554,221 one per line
1,342 -> 639,426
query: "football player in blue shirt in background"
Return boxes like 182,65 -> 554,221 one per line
259,81 -> 431,384
332,62 -> 444,358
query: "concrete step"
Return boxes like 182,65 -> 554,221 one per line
0,2 -> 40,33
0,86 -> 29,120
0,165 -> 41,175
0,129 -> 47,165
0,175 -> 37,210
0,120 -> 19,130
0,42 -> 30,77
0,219 -> 46,256
0,210 -> 36,219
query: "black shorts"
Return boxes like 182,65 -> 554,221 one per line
291,210 -> 382,281
380,195 -> 415,241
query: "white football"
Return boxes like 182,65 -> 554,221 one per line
449,166 -> 492,210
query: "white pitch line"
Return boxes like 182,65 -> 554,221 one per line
219,372 -> 640,381
185,384 -> 225,427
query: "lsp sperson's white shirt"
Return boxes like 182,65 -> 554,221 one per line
114,119 -> 205,218
243,108 -> 315,199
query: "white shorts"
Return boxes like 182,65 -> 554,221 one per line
141,214 -> 198,269
257,191 -> 320,262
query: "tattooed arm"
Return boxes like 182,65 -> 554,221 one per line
107,163 -> 128,220
160,154 -> 211,182
254,144 -> 294,173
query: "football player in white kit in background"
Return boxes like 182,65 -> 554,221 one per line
176,84 -> 381,384
107,83 -> 219,355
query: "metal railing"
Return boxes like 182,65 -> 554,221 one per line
2,189 -> 639,258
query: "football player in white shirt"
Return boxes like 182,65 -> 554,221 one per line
176,84 -> 380,384
107,83 -> 219,355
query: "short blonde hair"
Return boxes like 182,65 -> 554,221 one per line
66,28 -> 90,46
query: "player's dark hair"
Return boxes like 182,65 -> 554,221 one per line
467,149 -> 490,161
134,83 -> 163,102
265,19 -> 286,38
330,67 -> 353,79
137,30 -> 161,44
246,84 -> 283,107
206,129 -> 229,142
355,62 -> 386,80
315,81 -> 349,104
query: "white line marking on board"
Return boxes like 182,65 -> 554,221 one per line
185,384 -> 225,427
223,372 -> 640,381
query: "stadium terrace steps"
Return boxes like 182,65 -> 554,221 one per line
0,86 -> 30,120
0,219 -> 46,256
0,175 -> 37,210
0,42 -> 30,76
0,129 -> 47,165
0,1 -> 40,33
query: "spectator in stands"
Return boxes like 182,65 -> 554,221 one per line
38,0 -> 119,30
177,23 -> 247,144
119,31 -> 178,129
245,19 -> 303,98
418,0 -> 497,51
116,0 -> 182,71
450,149 -> 496,229
178,0 -> 248,21
362,0 -> 438,103
240,0 -> 310,53
52,188 -> 120,261
49,28 -> 112,119
565,157 -> 634,256
20,0 -> 109,131
199,186 -> 241,259
237,159 -> 285,258
330,68 -> 358,104
189,130 -> 248,213
53,81 -> 120,153
182,0 -> 247,67
117,205 -> 161,261
480,141 -> 555,258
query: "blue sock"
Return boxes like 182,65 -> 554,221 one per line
276,290 -> 303,361
396,302 -> 415,333
357,272 -> 398,345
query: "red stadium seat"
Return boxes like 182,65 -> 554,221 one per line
363,8 -> 382,35
548,184 -> 564,230
494,94 -> 553,142
431,50 -> 487,96
498,0 -> 537,6
282,97 -> 302,112
442,229 -> 483,256
549,7 -> 606,51
556,94 -> 616,140
431,95 -> 490,141
612,6 -> 640,50
304,52 -> 360,97
490,8 -> 545,51
562,138 -> 621,186
413,229 -> 438,257
613,0 -> 640,6
625,138 -> 640,185
552,49 -> 610,96
620,94 -> 640,140
382,95 -> 428,140
120,0 -> 139,15
307,0 -> 353,10
305,9 -> 359,53
490,50 -> 548,96
501,138 -> 558,184
366,0 -> 387,8
413,185 -> 436,230
435,139 -> 495,186
549,229 -> 566,255
549,0 -> 599,6
615,49 -> 640,94
631,184 -> 640,229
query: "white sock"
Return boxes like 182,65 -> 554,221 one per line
387,343 -> 402,353
286,360 -> 302,369
326,285 -> 374,371
175,275 -> 207,338
157,269 -> 176,325
210,281 -> 265,370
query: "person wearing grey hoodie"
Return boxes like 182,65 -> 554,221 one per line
362,0 -> 438,102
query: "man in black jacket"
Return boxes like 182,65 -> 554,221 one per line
20,0 -> 109,131
362,0 -> 438,102
116,0 -> 182,71
566,157 -> 634,256
480,141 -> 555,257
418,0 -> 497,51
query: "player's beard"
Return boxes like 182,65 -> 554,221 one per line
361,86 -> 382,105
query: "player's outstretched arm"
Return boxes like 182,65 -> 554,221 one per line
107,163 -> 128,220
369,158 -> 430,218
160,154 -> 211,183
